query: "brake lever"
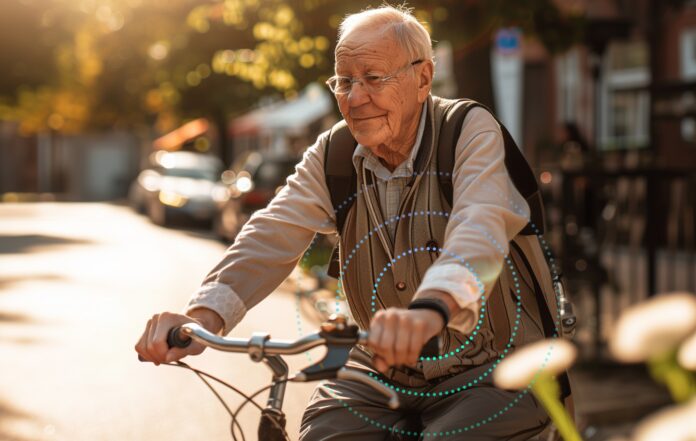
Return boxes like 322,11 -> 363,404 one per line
293,315 -> 361,381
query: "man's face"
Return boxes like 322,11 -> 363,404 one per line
334,26 -> 426,152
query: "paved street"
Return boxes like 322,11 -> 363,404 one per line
0,203 -> 323,441
0,202 -> 678,441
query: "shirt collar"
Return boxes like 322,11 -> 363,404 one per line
352,101 -> 428,181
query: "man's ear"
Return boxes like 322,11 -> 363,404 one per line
417,60 -> 434,102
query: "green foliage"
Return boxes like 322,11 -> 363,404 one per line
0,0 -> 581,135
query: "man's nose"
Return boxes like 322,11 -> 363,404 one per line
347,81 -> 370,107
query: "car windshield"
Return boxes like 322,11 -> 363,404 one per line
162,168 -> 219,181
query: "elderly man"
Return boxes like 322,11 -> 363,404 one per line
136,5 -> 553,440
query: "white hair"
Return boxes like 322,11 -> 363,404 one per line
336,4 -> 434,62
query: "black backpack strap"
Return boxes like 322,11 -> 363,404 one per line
324,120 -> 358,233
510,240 -> 572,400
324,120 -> 357,278
499,120 -> 546,235
435,99 -> 545,235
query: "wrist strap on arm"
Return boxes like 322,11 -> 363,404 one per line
407,298 -> 450,327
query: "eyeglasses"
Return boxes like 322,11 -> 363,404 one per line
326,59 -> 423,95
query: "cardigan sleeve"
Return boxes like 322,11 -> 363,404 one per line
413,107 -> 531,335
185,134 -> 337,334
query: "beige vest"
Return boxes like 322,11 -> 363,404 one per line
331,96 -> 561,387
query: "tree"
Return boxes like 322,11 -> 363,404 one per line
0,0 -> 580,138
186,0 -> 581,113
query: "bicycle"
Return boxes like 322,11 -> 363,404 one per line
148,314 -> 440,441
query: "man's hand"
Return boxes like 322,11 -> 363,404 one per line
367,307 -> 444,374
135,307 -> 223,365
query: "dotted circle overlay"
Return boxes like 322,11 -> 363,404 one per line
292,170 -> 564,437
366,247 -> 521,398
331,210 -> 526,397
338,209 -> 488,359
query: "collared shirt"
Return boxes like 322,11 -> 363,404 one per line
352,102 -> 427,240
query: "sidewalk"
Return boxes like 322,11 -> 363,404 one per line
571,361 -> 672,440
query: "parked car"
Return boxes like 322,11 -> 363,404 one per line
213,152 -> 300,241
128,151 -> 227,226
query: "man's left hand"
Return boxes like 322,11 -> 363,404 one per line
367,307 -> 444,374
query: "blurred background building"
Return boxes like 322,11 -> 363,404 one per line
229,82 -> 335,158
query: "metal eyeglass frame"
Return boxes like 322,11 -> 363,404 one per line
326,59 -> 424,95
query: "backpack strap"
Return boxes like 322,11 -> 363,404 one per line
435,99 -> 546,235
510,239 -> 572,400
324,120 -> 357,278
324,120 -> 358,234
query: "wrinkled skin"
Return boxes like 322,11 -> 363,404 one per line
334,24 -> 433,171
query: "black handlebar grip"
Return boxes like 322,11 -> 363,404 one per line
419,336 -> 440,358
136,327 -> 190,362
167,326 -> 192,349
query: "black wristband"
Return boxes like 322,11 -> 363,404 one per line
407,298 -> 450,327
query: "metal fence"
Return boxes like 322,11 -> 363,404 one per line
544,165 -> 696,356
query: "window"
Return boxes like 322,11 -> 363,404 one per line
600,41 -> 650,150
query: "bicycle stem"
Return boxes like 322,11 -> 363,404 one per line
263,355 -> 289,411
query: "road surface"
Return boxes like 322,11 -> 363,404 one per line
0,202 -> 329,441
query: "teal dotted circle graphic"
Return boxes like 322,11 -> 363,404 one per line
367,246 -> 487,360
360,210 -> 525,360
292,170 -> 565,437
363,240 -> 524,397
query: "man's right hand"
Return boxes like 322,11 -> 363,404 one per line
135,308 -> 223,365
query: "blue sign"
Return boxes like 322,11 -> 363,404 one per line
495,28 -> 521,55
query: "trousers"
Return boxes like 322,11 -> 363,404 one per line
299,357 -> 550,441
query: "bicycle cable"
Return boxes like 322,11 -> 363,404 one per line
165,361 -> 291,441
232,382 -> 281,429
233,382 -> 292,441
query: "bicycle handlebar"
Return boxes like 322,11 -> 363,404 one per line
168,322 -> 441,360
167,317 -> 441,411
156,314 -> 444,413
168,323 -> 369,354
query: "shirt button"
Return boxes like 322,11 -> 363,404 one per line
396,281 -> 406,291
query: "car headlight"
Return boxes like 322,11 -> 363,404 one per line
235,175 -> 253,193
159,191 -> 188,207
